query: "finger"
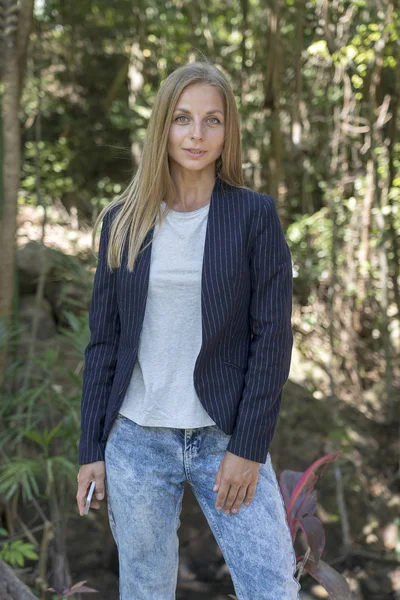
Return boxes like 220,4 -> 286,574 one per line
223,485 -> 241,513
215,481 -> 230,511
76,481 -> 90,515
213,466 -> 222,492
244,481 -> 257,506
76,490 -> 86,516
95,478 -> 105,500
230,486 -> 247,513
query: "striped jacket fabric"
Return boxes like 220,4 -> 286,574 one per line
78,176 -> 293,465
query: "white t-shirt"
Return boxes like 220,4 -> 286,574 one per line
118,199 -> 216,428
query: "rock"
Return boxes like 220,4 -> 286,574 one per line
18,295 -> 57,340
16,242 -> 53,294
46,279 -> 90,326
16,241 -> 91,327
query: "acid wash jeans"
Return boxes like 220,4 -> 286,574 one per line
104,413 -> 302,600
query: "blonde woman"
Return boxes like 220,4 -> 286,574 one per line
76,60 -> 300,600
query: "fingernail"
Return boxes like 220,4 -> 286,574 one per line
232,508 -> 238,513
213,485 -> 218,492
96,493 -> 103,500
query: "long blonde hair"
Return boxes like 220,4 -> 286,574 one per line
92,59 -> 247,272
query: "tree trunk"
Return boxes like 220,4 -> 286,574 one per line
264,0 -> 283,200
0,0 -> 34,385
0,559 -> 38,600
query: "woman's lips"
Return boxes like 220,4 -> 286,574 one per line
184,149 -> 206,158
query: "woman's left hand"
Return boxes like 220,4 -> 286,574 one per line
213,451 -> 260,514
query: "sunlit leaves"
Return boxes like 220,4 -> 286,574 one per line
307,40 -> 329,58
0,459 -> 40,502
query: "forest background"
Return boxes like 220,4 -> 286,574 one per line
0,0 -> 399,599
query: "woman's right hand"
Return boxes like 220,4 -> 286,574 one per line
76,461 -> 106,516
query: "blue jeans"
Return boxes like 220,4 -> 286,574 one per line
104,414 -> 301,600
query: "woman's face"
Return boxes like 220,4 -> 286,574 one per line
167,83 -> 225,174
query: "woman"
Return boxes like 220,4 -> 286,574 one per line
76,60 -> 300,600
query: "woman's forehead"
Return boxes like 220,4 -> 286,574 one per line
175,84 -> 224,110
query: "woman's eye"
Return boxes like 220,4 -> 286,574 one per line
175,116 -> 220,124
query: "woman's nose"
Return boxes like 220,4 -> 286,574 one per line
190,120 -> 204,139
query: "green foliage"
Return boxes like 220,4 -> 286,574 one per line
59,311 -> 90,358
21,139 -> 74,206
0,458 -> 41,502
0,318 -> 89,591
0,528 -> 39,568
0,318 -> 90,505
19,0 -> 400,234
286,208 -> 332,302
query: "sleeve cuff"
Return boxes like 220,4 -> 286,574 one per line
78,439 -> 106,465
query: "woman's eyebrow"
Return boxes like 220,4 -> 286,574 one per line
173,107 -> 224,115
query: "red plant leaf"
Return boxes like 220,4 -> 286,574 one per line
304,557 -> 352,600
48,582 -> 99,597
297,515 -> 326,564
287,451 -> 341,519
289,485 -> 317,519
70,581 -> 88,589
70,581 -> 98,593
63,587 -> 98,596
279,472 -> 317,518
279,471 -> 303,508
280,470 -> 318,539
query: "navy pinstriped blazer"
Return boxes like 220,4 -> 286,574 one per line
78,175 -> 293,465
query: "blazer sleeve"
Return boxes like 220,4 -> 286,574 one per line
78,209 -> 120,465
226,196 -> 293,463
